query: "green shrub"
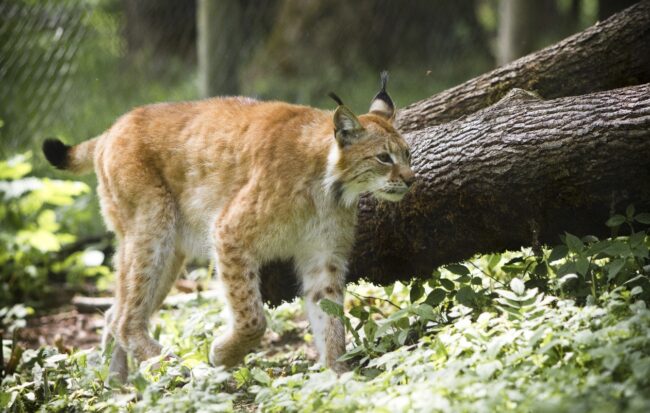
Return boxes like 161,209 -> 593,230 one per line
0,153 -> 110,307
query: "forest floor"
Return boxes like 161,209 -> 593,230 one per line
3,271 -> 650,412
20,308 -> 103,351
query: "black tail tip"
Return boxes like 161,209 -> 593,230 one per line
42,138 -> 70,169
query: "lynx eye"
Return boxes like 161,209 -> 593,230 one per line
376,153 -> 393,164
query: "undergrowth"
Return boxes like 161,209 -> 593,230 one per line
1,152 -> 650,412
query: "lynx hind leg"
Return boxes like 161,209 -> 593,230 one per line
102,242 -> 128,383
209,240 -> 267,368
301,259 -> 347,373
112,190 -> 181,363
102,305 -> 128,384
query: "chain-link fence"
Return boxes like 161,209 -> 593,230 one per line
1,0 -> 198,158
1,0 -> 90,156
1,0 -> 596,159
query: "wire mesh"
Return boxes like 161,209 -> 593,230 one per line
1,0 -> 89,156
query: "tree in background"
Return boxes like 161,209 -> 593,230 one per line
598,0 -> 639,19
197,0 -> 278,97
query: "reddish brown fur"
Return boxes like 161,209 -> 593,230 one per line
51,92 -> 413,380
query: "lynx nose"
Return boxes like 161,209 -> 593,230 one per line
401,169 -> 416,188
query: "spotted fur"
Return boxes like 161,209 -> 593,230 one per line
45,77 -> 414,380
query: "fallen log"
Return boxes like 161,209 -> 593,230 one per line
395,0 -> 650,132
261,83 -> 650,304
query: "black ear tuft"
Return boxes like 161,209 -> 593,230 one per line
42,138 -> 71,170
369,71 -> 395,119
328,92 -> 344,106
379,70 -> 389,93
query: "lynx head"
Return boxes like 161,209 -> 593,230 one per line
326,72 -> 415,205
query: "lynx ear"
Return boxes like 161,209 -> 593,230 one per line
369,71 -> 395,120
329,92 -> 363,147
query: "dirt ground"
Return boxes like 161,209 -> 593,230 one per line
15,303 -> 317,361
18,307 -> 104,352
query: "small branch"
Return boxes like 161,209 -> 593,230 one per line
467,261 -> 506,287
347,290 -> 402,310
72,289 -> 223,313
57,233 -> 114,257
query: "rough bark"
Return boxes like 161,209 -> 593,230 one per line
395,0 -> 650,133
261,84 -> 650,304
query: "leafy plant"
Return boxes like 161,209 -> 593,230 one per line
0,153 -> 109,306
1,203 -> 649,411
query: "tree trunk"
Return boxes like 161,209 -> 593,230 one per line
396,0 -> 650,133
197,0 -> 243,97
599,0 -> 639,20
196,0 -> 279,98
496,0 -> 538,65
122,0 -> 196,60
261,83 -> 650,305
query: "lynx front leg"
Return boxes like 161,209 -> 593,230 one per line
302,261 -> 347,373
209,239 -> 267,368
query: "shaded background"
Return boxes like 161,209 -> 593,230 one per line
4,0 -> 638,161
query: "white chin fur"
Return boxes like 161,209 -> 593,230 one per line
374,190 -> 406,202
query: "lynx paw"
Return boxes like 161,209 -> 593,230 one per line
209,337 -> 250,368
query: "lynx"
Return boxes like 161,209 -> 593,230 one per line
43,73 -> 414,381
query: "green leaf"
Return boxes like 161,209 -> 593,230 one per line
487,254 -> 501,269
603,241 -> 630,257
587,239 -> 611,255
635,213 -> 650,225
631,286 -> 643,296
413,303 -> 437,321
319,299 -> 344,320
397,329 -> 409,345
132,373 -> 149,393
251,367 -> 271,385
0,153 -> 33,179
440,278 -> 455,291
446,264 -> 470,276
632,245 -> 649,259
626,205 -> 636,219
471,276 -> 483,286
495,304 -> 522,319
233,367 -> 251,387
425,288 -> 446,307
455,275 -> 471,284
607,259 -> 625,281
363,319 -> 378,342
456,286 -> 475,306
410,281 -> 424,303
510,278 -> 525,295
339,346 -> 365,361
559,273 -> 579,285
606,214 -> 626,228
503,257 -> 524,266
629,231 -> 646,248
549,245 -> 568,262
576,257 -> 589,276
564,233 -> 583,252
349,306 -> 369,321
534,263 -> 548,276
